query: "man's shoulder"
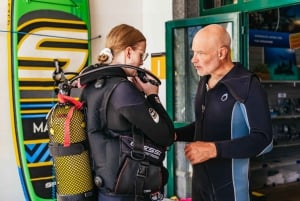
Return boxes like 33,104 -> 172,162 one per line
231,63 -> 254,77
222,64 -> 260,102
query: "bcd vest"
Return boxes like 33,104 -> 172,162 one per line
81,76 -> 168,201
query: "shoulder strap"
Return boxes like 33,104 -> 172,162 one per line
101,77 -> 127,130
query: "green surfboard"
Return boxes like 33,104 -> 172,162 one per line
8,0 -> 91,200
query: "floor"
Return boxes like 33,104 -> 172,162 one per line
253,182 -> 300,201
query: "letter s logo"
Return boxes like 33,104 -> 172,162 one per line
16,10 -> 89,82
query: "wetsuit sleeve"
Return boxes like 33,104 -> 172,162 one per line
111,82 -> 175,147
215,78 -> 273,158
175,122 -> 195,142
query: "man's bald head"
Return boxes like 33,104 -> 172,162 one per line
193,24 -> 231,49
191,24 -> 234,77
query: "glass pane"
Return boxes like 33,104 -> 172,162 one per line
248,4 -> 300,81
203,0 -> 238,9
248,4 -> 300,194
173,22 -> 234,123
173,26 -> 201,123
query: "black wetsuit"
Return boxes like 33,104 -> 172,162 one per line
80,65 -> 174,201
176,64 -> 273,201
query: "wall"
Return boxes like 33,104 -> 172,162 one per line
0,2 -> 25,200
0,0 -> 172,199
89,0 -> 172,105
89,0 -> 172,64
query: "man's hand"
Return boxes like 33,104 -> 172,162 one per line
184,141 -> 217,165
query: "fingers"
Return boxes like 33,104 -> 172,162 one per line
184,142 -> 217,165
131,77 -> 143,92
184,143 -> 197,164
136,77 -> 158,95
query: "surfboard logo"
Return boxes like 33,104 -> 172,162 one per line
17,10 -> 89,82
10,6 -> 90,200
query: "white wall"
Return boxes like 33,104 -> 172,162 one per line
89,0 -> 172,63
142,1 -> 173,105
89,0 -> 172,105
89,0 -> 143,63
0,0 -> 172,199
0,2 -> 25,200
143,1 -> 173,54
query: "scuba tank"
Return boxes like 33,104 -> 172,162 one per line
46,60 -> 95,201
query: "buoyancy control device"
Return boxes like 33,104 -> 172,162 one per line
47,60 -> 162,201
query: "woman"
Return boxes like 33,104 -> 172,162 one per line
80,24 -> 174,201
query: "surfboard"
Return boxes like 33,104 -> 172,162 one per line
8,0 -> 91,200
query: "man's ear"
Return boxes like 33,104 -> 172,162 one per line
219,46 -> 228,59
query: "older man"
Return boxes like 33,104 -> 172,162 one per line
175,24 -> 273,201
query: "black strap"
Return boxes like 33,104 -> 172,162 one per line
131,127 -> 145,161
57,190 -> 95,201
49,140 -> 89,157
131,126 -> 148,201
101,77 -> 127,130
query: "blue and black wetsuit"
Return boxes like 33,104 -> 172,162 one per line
80,65 -> 174,201
176,64 -> 273,201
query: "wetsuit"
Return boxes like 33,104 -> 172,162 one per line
176,64 -> 273,201
80,65 -> 174,201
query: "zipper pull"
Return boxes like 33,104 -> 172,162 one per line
202,104 -> 205,113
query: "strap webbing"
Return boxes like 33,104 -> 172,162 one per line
132,127 -> 147,201
49,140 -> 88,157
58,93 -> 83,109
57,93 -> 85,147
63,106 -> 75,147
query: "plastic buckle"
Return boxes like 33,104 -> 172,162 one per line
149,191 -> 164,201
136,162 -> 148,178
131,150 -> 145,161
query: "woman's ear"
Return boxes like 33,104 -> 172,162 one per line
124,46 -> 132,60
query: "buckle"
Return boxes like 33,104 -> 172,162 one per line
131,150 -> 145,160
149,191 -> 164,201
136,162 -> 149,177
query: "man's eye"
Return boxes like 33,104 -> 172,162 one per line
195,52 -> 205,56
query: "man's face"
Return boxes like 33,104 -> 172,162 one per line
191,32 -> 221,76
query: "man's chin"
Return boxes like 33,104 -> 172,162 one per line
196,70 -> 206,76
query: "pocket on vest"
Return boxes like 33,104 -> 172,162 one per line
114,157 -> 163,194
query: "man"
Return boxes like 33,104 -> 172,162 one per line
175,24 -> 273,201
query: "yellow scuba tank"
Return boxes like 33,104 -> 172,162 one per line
47,93 -> 95,201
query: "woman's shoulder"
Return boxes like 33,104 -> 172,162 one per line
111,80 -> 145,106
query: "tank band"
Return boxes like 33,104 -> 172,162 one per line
49,140 -> 89,157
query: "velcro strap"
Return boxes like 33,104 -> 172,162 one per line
49,140 -> 88,157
